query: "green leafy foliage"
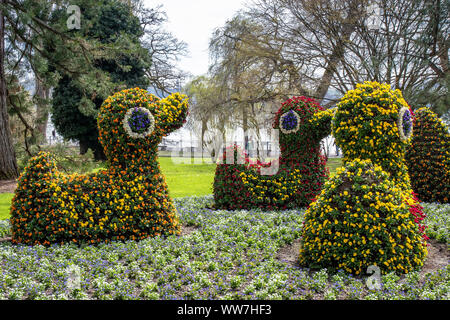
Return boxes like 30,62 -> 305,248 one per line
406,107 -> 450,203
51,0 -> 150,159
422,203 -> 450,243
16,142 -> 101,174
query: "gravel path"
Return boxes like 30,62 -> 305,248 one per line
0,180 -> 16,193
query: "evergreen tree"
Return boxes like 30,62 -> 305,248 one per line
1,0 -> 147,178
51,0 -> 149,160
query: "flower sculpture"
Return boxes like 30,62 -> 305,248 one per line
299,82 -> 428,275
406,107 -> 450,203
213,96 -> 334,210
10,88 -> 189,245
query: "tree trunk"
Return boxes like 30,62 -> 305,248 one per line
242,103 -> 248,153
0,1 -> 19,179
256,127 -> 262,162
314,2 -> 360,103
79,139 -> 106,161
315,42 -> 346,101
201,118 -> 207,159
34,76 -> 50,143
436,37 -> 449,76
93,144 -> 106,161
222,129 -> 226,151
79,140 -> 89,155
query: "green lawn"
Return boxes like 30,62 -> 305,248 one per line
326,157 -> 342,178
159,157 -> 216,198
0,193 -> 14,221
0,157 -> 342,220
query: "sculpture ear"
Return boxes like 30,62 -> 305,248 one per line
154,92 -> 189,136
309,107 -> 335,140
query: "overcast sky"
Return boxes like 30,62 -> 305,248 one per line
144,0 -> 248,80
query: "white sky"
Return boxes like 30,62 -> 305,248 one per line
144,0 -> 248,80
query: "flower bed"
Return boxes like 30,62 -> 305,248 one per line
0,196 -> 448,300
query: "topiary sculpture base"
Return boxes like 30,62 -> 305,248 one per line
299,159 -> 428,275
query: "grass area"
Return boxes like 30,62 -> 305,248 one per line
159,157 -> 216,198
161,156 -> 342,197
0,193 -> 13,221
0,157 -> 342,220
326,157 -> 342,178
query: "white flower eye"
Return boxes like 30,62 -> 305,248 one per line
280,110 -> 301,134
397,107 -> 413,141
123,107 -> 155,139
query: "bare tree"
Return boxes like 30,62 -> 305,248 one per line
209,0 -> 368,107
209,0 -> 448,114
334,0 -> 449,114
185,75 -> 235,158
133,3 -> 188,95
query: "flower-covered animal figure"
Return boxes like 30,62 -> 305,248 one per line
299,82 -> 428,275
214,96 -> 334,210
10,88 -> 189,245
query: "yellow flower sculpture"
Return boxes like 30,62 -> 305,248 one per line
299,82 -> 428,274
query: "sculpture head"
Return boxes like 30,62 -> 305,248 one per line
332,81 -> 413,187
273,96 -> 332,162
98,88 -> 188,167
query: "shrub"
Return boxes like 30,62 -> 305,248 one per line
406,107 -> 450,203
213,96 -> 333,210
10,88 -> 189,245
213,144 -> 250,210
299,159 -> 428,275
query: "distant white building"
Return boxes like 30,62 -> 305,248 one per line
46,116 -> 65,145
